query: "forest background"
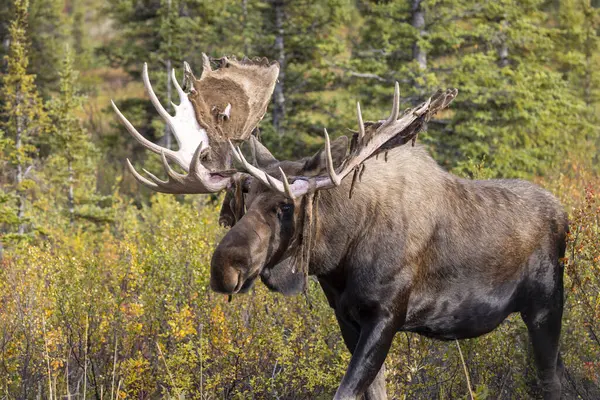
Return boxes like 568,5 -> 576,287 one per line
0,0 -> 599,398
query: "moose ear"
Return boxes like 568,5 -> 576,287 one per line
218,182 -> 246,228
303,135 -> 348,175
246,135 -> 279,168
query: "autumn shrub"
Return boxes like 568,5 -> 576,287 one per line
0,165 -> 599,399
0,195 -> 347,399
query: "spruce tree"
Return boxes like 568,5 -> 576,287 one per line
26,0 -> 66,96
350,0 -> 594,177
442,0 -> 593,177
0,0 -> 47,241
555,0 -> 600,164
45,47 -> 111,226
251,0 -> 353,156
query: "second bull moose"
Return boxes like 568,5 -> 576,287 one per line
112,56 -> 568,400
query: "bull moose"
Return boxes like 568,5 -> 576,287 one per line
112,56 -> 568,400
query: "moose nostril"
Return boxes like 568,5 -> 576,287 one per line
210,266 -> 240,294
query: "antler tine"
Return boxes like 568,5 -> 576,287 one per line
125,159 -> 162,191
182,61 -> 193,91
112,99 -> 192,171
171,67 -> 186,106
187,141 -> 205,176
324,129 -> 341,186
201,53 -> 212,78
160,151 -> 186,181
386,81 -> 401,124
265,173 -> 282,192
112,100 -> 169,156
142,167 -> 169,186
356,102 -> 365,140
278,167 -> 296,199
232,142 -> 275,187
142,63 -> 173,123
415,96 -> 432,116
228,140 -> 293,196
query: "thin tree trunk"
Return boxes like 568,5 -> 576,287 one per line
166,57 -> 172,149
584,59 -> 592,108
272,0 -> 286,136
165,0 -> 173,149
242,0 -> 249,55
412,0 -> 427,70
66,349 -> 71,400
15,90 -> 25,235
83,313 -> 88,400
68,160 -> 74,225
583,16 -> 593,108
498,20 -> 509,68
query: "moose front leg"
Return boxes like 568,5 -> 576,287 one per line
333,315 -> 397,400
334,310 -> 388,400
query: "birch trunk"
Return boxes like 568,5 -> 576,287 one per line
272,0 -> 286,136
412,0 -> 427,70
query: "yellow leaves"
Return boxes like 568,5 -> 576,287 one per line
45,327 -> 64,353
167,305 -> 197,340
209,302 -> 231,349
122,355 -> 154,398
50,358 -> 64,371
121,302 -> 144,318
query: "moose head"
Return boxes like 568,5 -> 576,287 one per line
112,59 -> 456,296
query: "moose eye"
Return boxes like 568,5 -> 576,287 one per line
280,203 -> 293,213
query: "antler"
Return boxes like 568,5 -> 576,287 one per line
112,63 -> 233,194
228,141 -> 299,199
230,84 -> 458,199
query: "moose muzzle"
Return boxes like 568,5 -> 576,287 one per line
210,211 -> 270,293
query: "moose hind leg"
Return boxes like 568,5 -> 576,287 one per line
520,294 -> 563,399
364,364 -> 387,400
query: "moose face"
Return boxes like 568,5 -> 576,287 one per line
210,185 -> 299,294
210,139 -> 349,295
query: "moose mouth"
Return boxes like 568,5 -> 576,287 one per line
233,271 -> 259,294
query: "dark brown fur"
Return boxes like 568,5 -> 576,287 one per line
212,143 -> 568,400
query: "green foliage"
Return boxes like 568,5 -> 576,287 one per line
26,0 -> 66,95
0,0 -> 48,240
454,155 -> 496,180
343,0 -> 599,178
44,47 -> 113,226
446,53 -> 588,177
46,48 -> 94,165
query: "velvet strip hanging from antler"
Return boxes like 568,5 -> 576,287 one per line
290,191 -> 320,296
